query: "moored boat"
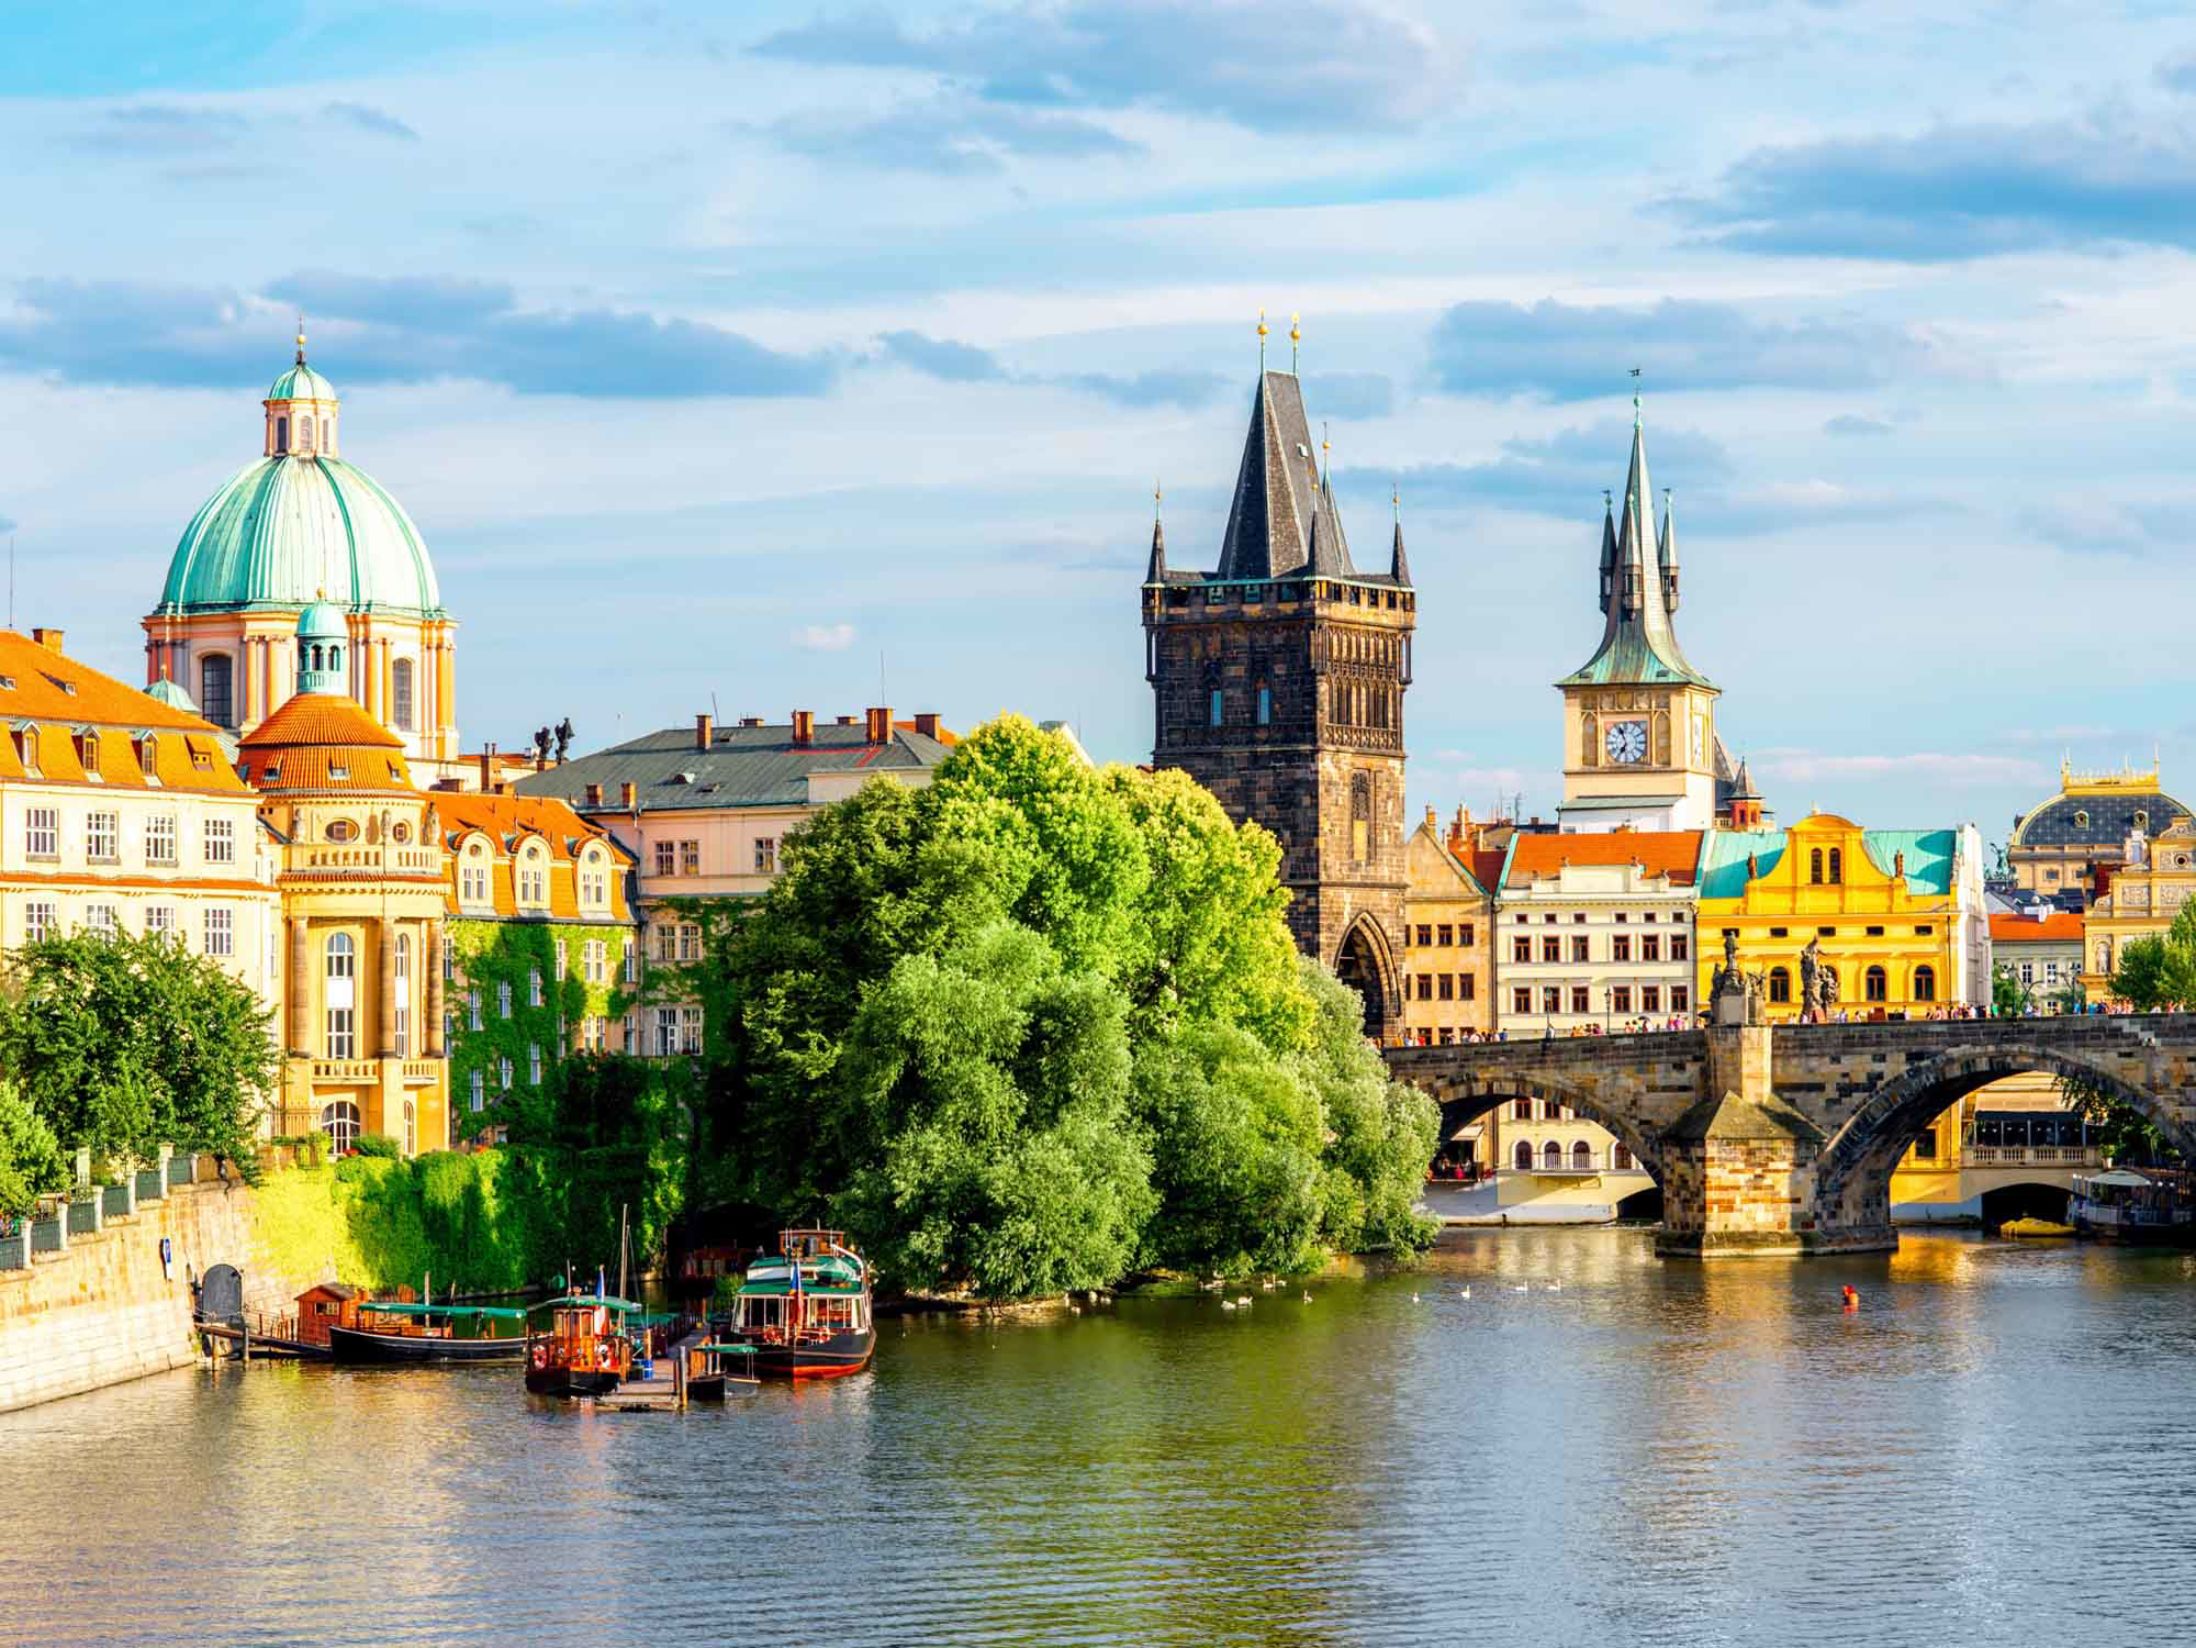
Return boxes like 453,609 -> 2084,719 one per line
723,1230 -> 876,1379
684,1341 -> 761,1402
327,1301 -> 530,1364
523,1294 -> 639,1396
2071,1169 -> 2196,1244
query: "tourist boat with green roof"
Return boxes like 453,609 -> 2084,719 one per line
523,1293 -> 640,1397
327,1299 -> 530,1365
724,1230 -> 875,1379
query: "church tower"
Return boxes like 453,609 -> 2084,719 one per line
1556,395 -> 1721,833
1142,351 -> 1415,1040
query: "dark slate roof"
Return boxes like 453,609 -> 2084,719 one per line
1559,412 -> 1713,689
2012,787 -> 2190,850
513,719 -> 956,813
1150,371 -> 1406,590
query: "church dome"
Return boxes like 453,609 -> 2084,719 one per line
154,343 -> 443,618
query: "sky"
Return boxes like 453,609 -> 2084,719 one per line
6,0 -> 2196,847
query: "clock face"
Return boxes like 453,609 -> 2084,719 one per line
1605,720 -> 1648,765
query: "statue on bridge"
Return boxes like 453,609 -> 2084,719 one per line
1710,931 -> 1767,1026
1801,938 -> 1840,1021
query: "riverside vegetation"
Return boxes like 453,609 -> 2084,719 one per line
0,718 -> 1440,1301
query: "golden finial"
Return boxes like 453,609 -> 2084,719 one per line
296,315 -> 308,366
1153,479 -> 1163,519
1289,312 -> 1301,374
1320,420 -> 1331,483
1256,308 -> 1268,370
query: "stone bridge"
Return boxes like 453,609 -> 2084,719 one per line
1386,1016 -> 2196,1258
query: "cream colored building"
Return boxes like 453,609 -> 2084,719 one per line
2083,817 -> 2196,1001
515,707 -> 957,1053
1400,808 -> 1495,1047
0,626 -> 282,1009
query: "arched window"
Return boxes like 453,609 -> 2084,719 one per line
328,642 -> 343,674
391,658 -> 415,732
2073,810 -> 2090,830
1768,966 -> 1792,1004
1828,848 -> 1843,884
1350,774 -> 1372,864
1514,1140 -> 1534,1172
1541,1140 -> 1563,1171
1914,965 -> 1937,1002
402,1100 -> 415,1157
1865,965 -> 1888,1003
1612,1143 -> 1635,1171
1255,684 -> 1271,727
1571,1140 -> 1594,1171
324,932 -> 356,1059
393,932 -> 412,1058
200,655 -> 235,728
1208,689 -> 1224,727
298,414 -> 314,452
1810,848 -> 1824,884
274,416 -> 289,454
318,1100 -> 360,1153
309,644 -> 323,673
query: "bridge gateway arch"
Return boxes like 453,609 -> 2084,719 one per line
1387,1015 -> 2196,1257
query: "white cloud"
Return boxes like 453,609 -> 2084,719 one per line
794,622 -> 857,652
1753,750 -> 2048,787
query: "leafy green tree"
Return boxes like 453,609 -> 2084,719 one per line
0,930 -> 278,1174
0,1081 -> 67,1218
1992,963 -> 2031,1018
709,714 -> 1442,1296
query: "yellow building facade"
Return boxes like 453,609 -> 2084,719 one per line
1695,814 -> 1989,1019
1399,808 -> 1495,1045
240,604 -> 449,1154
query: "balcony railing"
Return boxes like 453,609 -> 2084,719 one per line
1963,1145 -> 2103,1167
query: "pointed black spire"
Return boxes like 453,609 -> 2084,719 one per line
1389,487 -> 1411,586
1215,371 -> 1356,580
1658,487 -> 1679,614
1145,514 -> 1167,585
1597,489 -> 1616,616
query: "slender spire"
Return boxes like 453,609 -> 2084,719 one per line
1658,486 -> 1679,613
1389,484 -> 1411,586
1290,312 -> 1301,376
1257,308 -> 1268,372
1146,480 -> 1167,584
1598,488 -> 1616,616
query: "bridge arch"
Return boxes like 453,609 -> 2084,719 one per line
1332,912 -> 1402,1044
1411,1069 -> 1669,1185
1814,1044 -> 2196,1232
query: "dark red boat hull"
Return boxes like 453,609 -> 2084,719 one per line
736,1328 -> 875,1379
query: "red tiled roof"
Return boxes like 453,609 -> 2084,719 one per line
0,632 -> 248,795
239,691 -> 414,793
1504,830 -> 1703,889
1990,911 -> 2083,943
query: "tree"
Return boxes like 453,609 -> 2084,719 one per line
0,1082 -> 67,1218
0,931 -> 278,1174
709,715 -> 1442,1296
1992,963 -> 2031,1018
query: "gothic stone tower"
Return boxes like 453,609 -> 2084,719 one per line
1142,369 -> 1414,1040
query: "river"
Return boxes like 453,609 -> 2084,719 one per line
6,1228 -> 2196,1646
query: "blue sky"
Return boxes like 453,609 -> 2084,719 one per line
8,1 -> 2196,844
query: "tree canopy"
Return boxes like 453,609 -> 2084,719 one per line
2109,901 -> 2196,1011
704,715 -> 1438,1296
0,930 -> 279,1176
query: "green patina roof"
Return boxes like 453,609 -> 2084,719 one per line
158,455 -> 442,617
358,1301 -> 527,1321
145,676 -> 198,713
1699,826 -> 1956,899
1558,411 -> 1713,690
1698,828 -> 1787,899
268,361 -> 337,402
1861,829 -> 1957,896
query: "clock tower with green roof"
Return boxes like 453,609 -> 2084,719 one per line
1556,397 -> 1721,834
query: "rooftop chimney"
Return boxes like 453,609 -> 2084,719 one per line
913,712 -> 940,739
738,716 -> 763,728
30,628 -> 62,654
865,706 -> 892,743
584,782 -> 603,807
791,710 -> 814,747
619,780 -> 637,809
695,712 -> 713,751
479,742 -> 495,793
835,715 -> 856,726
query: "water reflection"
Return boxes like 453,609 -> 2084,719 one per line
6,1230 -> 2196,1646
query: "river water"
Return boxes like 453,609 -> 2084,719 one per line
7,1229 -> 2196,1647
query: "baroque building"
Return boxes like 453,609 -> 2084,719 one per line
1695,814 -> 1989,1018
144,336 -> 459,773
1399,808 -> 1496,1047
1557,402 -> 1725,834
1143,366 -> 1414,1038
2081,817 -> 2196,1001
2008,763 -> 2188,904
238,603 -> 449,1153
438,790 -> 638,1139
0,627 -> 281,1007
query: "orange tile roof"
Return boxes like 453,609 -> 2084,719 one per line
1504,830 -> 1703,889
439,790 -> 634,922
0,632 -> 249,796
238,691 -> 414,794
1990,911 -> 2083,943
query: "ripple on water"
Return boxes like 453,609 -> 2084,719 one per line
4,1230 -> 2196,1646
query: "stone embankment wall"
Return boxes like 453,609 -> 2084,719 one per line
0,1178 -> 333,1415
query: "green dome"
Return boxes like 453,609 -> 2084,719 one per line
158,455 -> 443,616
268,361 -> 337,401
146,676 -> 198,713
297,597 -> 347,640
